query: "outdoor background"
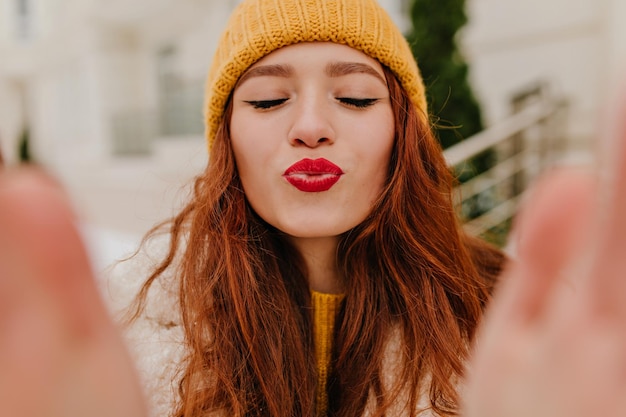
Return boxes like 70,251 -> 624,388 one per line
1,0 -> 625,270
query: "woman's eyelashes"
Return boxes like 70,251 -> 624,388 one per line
337,97 -> 379,108
244,98 -> 289,109
244,97 -> 380,110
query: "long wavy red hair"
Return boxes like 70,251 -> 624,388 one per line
131,65 -> 504,417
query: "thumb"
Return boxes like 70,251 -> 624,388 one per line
488,167 -> 596,328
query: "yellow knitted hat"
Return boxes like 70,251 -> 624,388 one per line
204,0 -> 427,149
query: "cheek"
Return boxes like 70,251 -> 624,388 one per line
365,116 -> 395,179
230,119 -> 271,180
368,144 -> 393,198
350,123 -> 395,209
370,126 -> 395,198
231,150 -> 266,208
229,125 -> 280,223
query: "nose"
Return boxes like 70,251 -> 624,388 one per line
288,97 -> 335,148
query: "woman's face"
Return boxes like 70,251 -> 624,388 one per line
230,42 -> 394,240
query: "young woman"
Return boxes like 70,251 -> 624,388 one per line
1,0 -> 626,417
118,1 -> 504,416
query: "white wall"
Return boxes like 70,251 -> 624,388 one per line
605,0 -> 626,90
0,79 -> 24,164
463,0 -> 622,147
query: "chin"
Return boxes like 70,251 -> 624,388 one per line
273,217 -> 364,240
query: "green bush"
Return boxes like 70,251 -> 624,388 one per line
406,0 -> 511,242
18,127 -> 32,163
406,0 -> 483,148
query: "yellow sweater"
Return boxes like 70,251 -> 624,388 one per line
311,290 -> 346,417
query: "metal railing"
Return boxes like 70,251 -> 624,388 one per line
443,85 -> 569,243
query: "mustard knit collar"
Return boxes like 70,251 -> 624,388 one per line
311,290 -> 345,416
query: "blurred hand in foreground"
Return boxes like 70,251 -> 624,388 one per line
462,90 -> 626,416
0,171 -> 148,417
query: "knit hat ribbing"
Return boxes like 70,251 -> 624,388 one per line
204,0 -> 427,149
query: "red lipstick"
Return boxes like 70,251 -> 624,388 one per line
283,158 -> 344,192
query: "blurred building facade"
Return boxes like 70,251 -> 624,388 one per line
0,0 -> 624,235
0,0 -> 240,167
0,0 -> 245,233
463,0 -> 626,148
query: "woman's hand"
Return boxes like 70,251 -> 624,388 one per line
0,170 -> 147,417
462,92 -> 626,416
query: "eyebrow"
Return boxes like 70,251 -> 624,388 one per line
325,61 -> 387,85
237,64 -> 294,85
237,61 -> 387,86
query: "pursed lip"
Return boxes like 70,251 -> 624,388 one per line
283,158 -> 344,192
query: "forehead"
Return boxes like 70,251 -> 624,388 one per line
244,41 -> 385,73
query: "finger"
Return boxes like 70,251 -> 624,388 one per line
0,169 -> 110,336
0,168 -> 148,416
488,168 -> 596,326
588,87 -> 626,315
598,83 -> 626,236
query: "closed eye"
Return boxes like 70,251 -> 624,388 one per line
244,98 -> 289,109
337,97 -> 379,108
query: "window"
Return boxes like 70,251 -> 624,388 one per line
15,0 -> 32,40
156,45 -> 203,137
